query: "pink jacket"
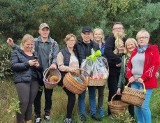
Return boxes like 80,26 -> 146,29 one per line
126,44 -> 159,89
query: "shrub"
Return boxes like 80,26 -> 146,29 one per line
0,43 -> 13,80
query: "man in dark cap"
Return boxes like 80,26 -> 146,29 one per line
74,26 -> 102,122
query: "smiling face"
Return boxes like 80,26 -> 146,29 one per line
66,37 -> 76,48
126,40 -> 137,52
81,32 -> 92,43
39,27 -> 50,38
23,39 -> 34,52
93,29 -> 104,43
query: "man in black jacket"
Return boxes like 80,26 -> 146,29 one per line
104,22 -> 126,116
75,26 -> 102,122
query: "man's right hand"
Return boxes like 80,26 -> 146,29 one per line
7,38 -> 15,47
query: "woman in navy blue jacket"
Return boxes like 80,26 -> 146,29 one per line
10,34 -> 41,123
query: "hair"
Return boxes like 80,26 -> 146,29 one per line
20,34 -> 34,52
125,38 -> 138,56
136,29 -> 150,39
93,28 -> 105,43
113,22 -> 123,28
64,33 -> 77,42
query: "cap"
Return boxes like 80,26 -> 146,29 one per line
82,26 -> 92,33
39,23 -> 50,30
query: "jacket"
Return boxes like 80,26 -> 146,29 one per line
10,48 -> 41,84
126,44 -> 159,89
75,39 -> 99,65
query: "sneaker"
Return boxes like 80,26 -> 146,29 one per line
98,108 -> 105,117
79,114 -> 86,121
35,117 -> 41,123
44,112 -> 50,121
64,118 -> 72,123
91,114 -> 102,121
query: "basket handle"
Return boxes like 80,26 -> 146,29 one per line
111,94 -> 120,105
43,68 -> 50,82
125,81 -> 146,93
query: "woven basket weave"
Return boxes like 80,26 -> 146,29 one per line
121,82 -> 146,107
88,78 -> 107,86
108,94 -> 128,115
43,68 -> 61,89
63,69 -> 89,94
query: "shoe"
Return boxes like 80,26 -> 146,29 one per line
98,108 -> 105,117
108,115 -> 114,119
35,117 -> 41,123
64,118 -> 73,123
79,114 -> 86,121
44,112 -> 50,121
91,114 -> 102,121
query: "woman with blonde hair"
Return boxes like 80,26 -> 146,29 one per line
10,34 -> 40,123
117,38 -> 138,117
127,29 -> 159,123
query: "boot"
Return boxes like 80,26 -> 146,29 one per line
25,120 -> 32,123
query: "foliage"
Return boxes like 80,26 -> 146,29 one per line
112,111 -> 135,123
0,43 -> 13,80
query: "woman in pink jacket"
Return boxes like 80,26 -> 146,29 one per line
126,29 -> 159,123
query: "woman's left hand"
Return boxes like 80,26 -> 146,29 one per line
138,78 -> 144,83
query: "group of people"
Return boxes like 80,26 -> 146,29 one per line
7,22 -> 159,123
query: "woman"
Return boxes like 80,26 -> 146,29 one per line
126,29 -> 159,123
117,38 -> 138,117
93,28 -> 106,117
57,34 -> 79,123
10,34 -> 40,123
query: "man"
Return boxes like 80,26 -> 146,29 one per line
104,22 -> 126,117
7,23 -> 59,123
75,26 -> 102,122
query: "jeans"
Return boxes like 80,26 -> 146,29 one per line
131,82 -> 153,123
78,86 -> 96,116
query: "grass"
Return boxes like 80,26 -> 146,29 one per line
0,79 -> 160,123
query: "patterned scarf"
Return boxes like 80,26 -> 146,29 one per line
138,44 -> 148,53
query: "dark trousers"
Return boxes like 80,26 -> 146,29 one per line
96,85 -> 105,108
108,68 -> 120,115
63,87 -> 76,118
34,86 -> 53,116
15,81 -> 39,123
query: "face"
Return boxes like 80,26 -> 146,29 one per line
93,30 -> 102,43
126,40 -> 136,52
23,39 -> 34,52
112,24 -> 124,34
39,27 -> 50,38
66,37 -> 76,48
137,32 -> 149,47
81,32 -> 92,43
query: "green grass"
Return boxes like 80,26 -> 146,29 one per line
0,79 -> 160,123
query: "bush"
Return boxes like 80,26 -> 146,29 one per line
0,43 -> 13,80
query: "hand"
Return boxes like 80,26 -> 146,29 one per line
49,64 -> 57,69
7,38 -> 15,47
116,63 -> 121,67
116,88 -> 121,95
28,60 -> 37,66
128,76 -> 135,83
34,60 -> 40,67
69,68 -> 77,73
138,78 -> 144,83
155,72 -> 159,79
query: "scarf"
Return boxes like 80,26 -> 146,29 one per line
138,44 -> 148,53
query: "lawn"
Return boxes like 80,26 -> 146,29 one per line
0,79 -> 160,123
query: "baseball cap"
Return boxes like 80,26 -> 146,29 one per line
82,26 -> 92,33
39,23 -> 50,29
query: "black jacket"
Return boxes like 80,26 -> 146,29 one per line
75,40 -> 99,65
10,48 -> 41,84
104,34 -> 126,69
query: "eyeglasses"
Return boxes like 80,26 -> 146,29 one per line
113,27 -> 124,30
137,37 -> 148,40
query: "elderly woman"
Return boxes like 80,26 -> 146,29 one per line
10,34 -> 40,123
117,38 -> 138,117
57,34 -> 79,123
126,29 -> 159,123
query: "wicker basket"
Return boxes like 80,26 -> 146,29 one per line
63,69 -> 89,94
43,68 -> 61,89
121,82 -> 146,107
88,78 -> 107,86
108,94 -> 129,115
